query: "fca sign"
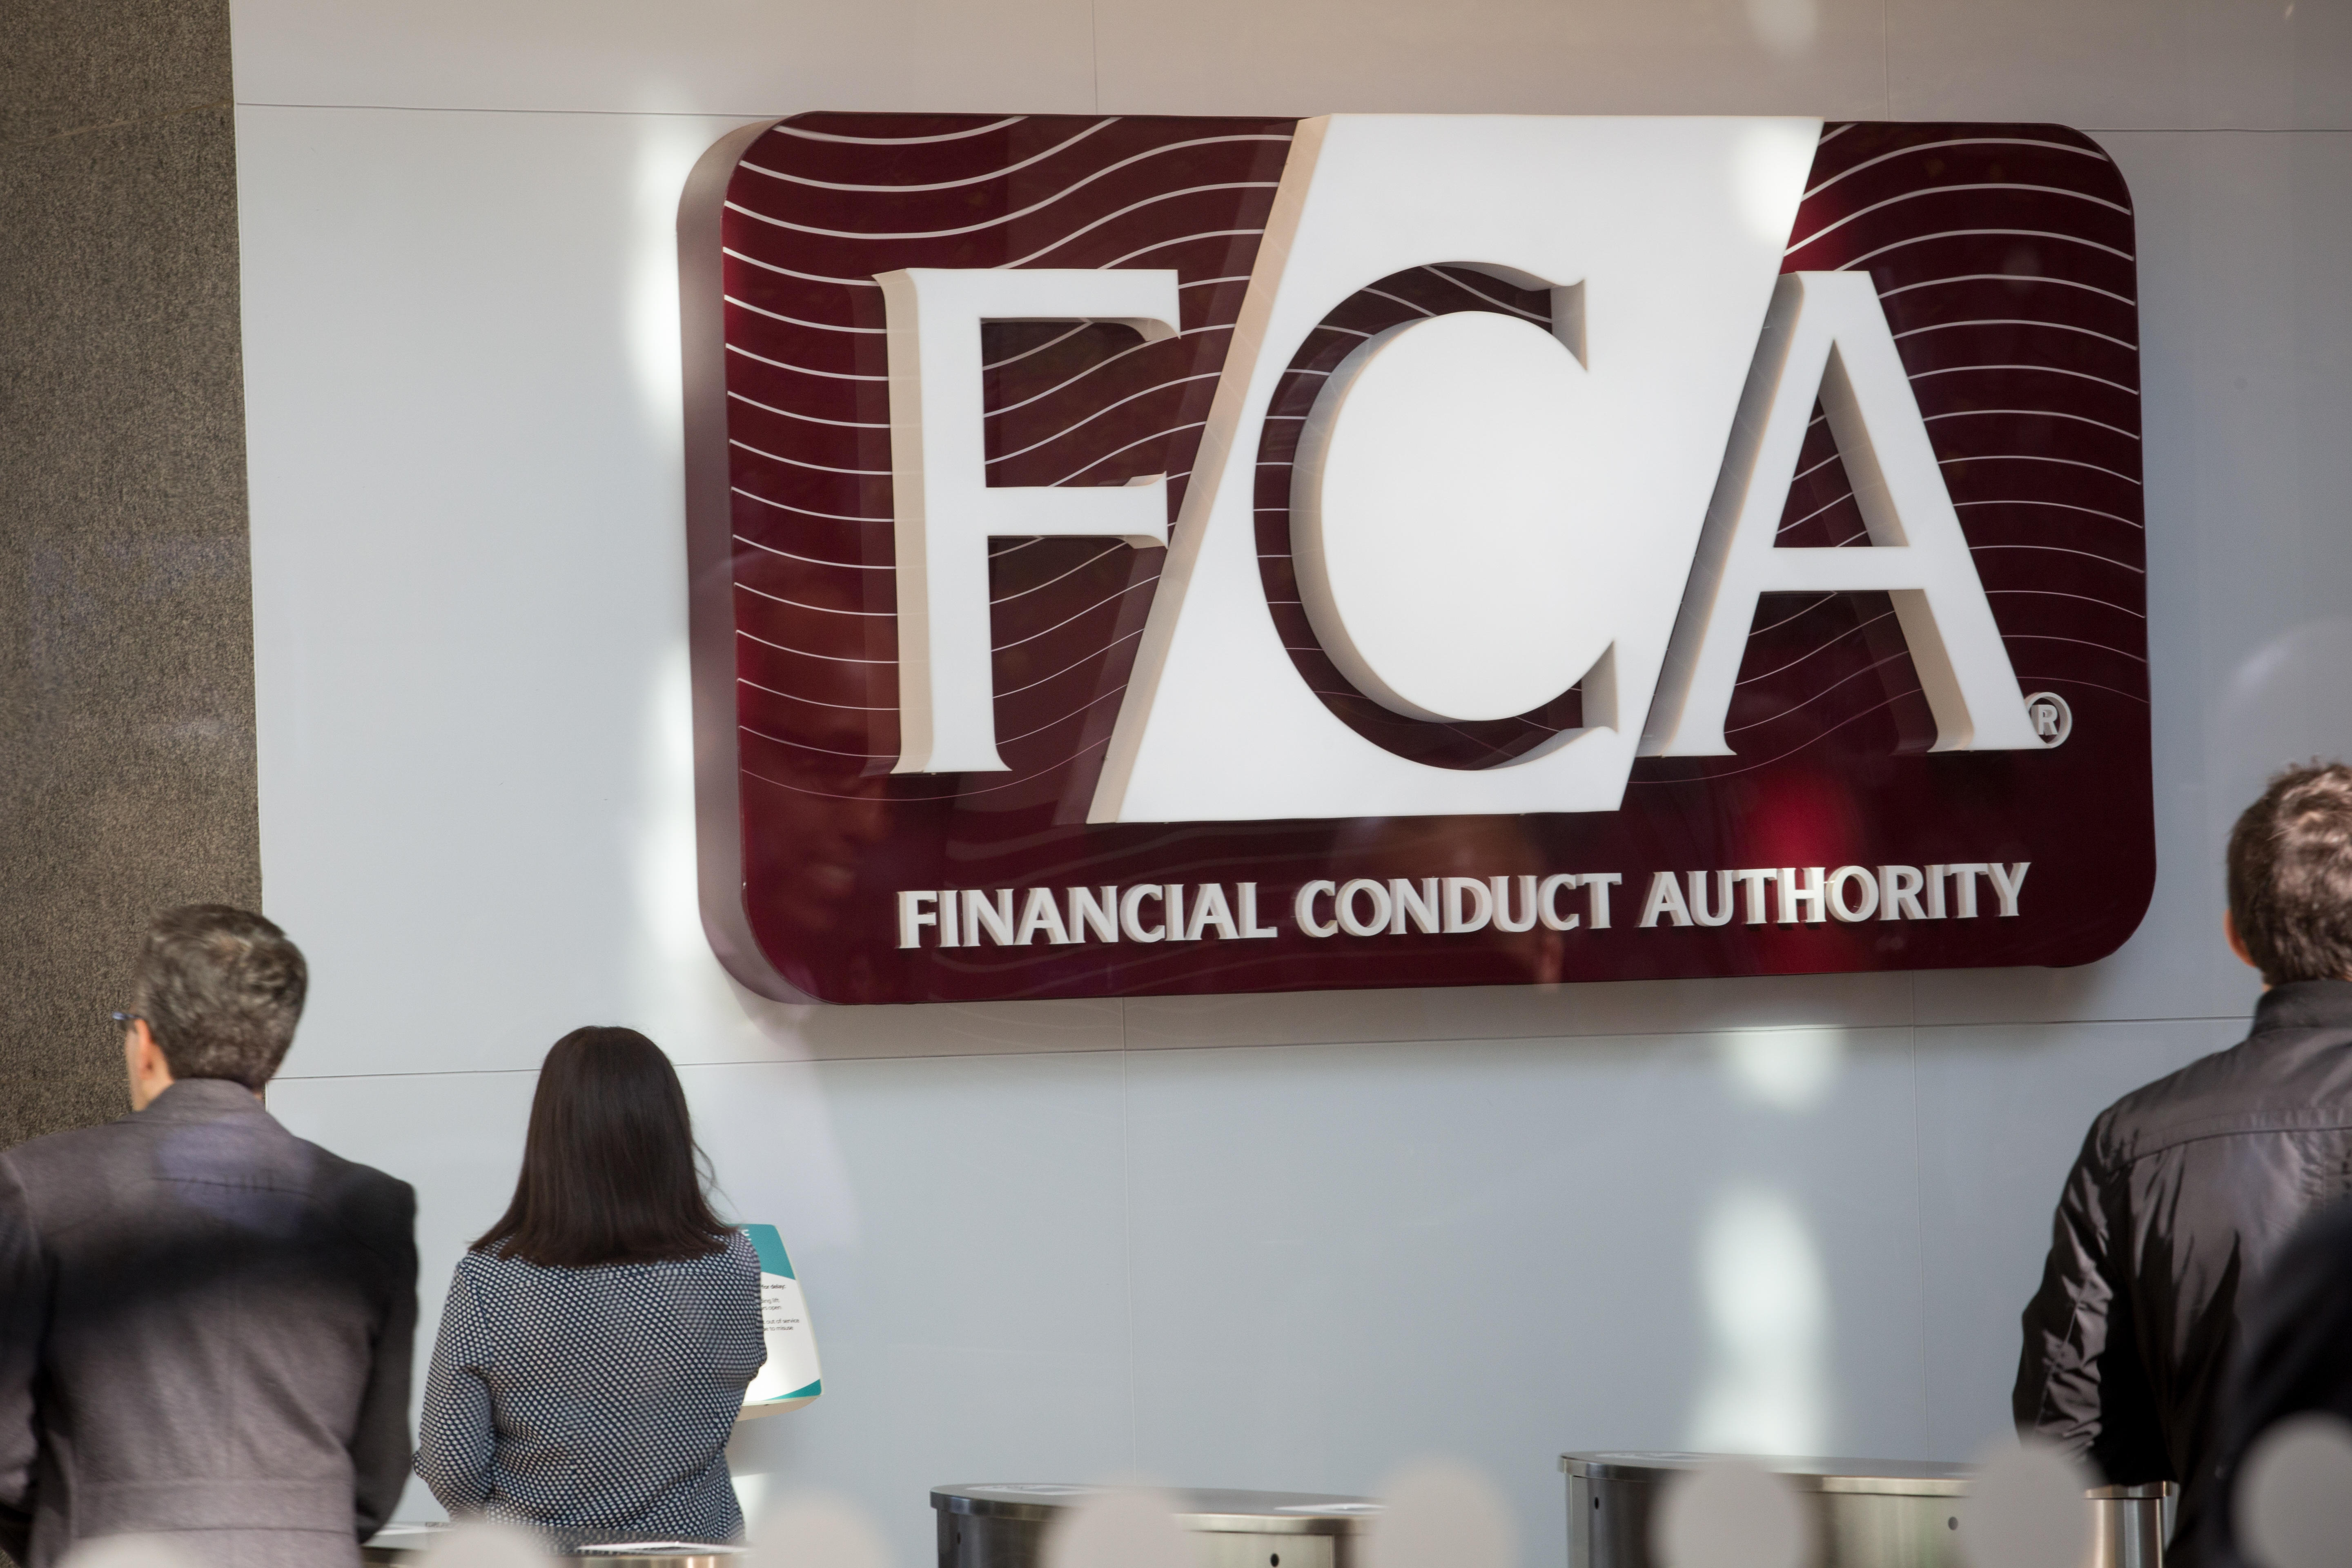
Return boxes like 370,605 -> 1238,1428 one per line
879,116 -> 2045,824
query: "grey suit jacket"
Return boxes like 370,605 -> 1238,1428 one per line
0,1079 -> 418,1567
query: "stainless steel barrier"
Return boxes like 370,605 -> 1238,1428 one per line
932,1484 -> 1379,1568
1561,1452 -> 2173,1568
2087,1483 -> 2171,1568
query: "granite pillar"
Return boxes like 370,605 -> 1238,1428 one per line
0,0 -> 260,1148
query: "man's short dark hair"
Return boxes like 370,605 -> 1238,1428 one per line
2227,763 -> 2352,986
130,905 -> 309,1089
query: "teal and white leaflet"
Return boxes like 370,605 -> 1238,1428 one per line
737,1224 -> 822,1415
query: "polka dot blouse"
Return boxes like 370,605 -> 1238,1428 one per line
413,1231 -> 766,1547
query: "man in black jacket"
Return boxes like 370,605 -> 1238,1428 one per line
2016,762 -> 2352,1566
2196,1195 -> 2352,1567
0,906 -> 418,1567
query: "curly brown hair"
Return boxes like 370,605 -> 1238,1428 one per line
130,904 -> 309,1089
2227,762 -> 2352,985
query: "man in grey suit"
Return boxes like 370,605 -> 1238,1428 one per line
0,905 -> 418,1567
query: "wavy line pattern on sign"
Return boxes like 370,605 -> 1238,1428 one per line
722,113 -> 1295,833
1632,120 -> 2144,788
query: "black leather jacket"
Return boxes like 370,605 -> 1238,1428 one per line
2197,1194 -> 2352,1568
2014,981 -> 2352,1566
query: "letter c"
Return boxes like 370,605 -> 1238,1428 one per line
1295,880 -> 1338,938
1120,883 -> 1167,943
1539,873 -> 1582,932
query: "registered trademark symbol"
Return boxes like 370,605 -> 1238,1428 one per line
2024,691 -> 2072,746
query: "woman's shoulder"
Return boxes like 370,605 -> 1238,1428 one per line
588,1232 -> 759,1302
453,1246 -> 534,1288
666,1229 -> 762,1295
682,1227 -> 760,1278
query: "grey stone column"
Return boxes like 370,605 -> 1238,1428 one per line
0,0 -> 261,1148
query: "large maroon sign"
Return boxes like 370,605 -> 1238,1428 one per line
679,114 -> 2151,1004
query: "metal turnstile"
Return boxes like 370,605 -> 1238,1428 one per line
1561,1453 -> 2171,1568
932,1484 -> 1379,1568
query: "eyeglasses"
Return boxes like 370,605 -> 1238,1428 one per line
111,1011 -> 143,1027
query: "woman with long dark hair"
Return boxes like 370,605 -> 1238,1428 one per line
414,1028 -> 764,1546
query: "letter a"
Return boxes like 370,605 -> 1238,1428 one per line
1642,271 -> 2042,755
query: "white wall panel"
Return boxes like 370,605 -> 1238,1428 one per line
1093,0 -> 1889,117
230,6 -> 2352,1568
1123,971 -> 1919,1051
1119,1031 -> 1930,1527
695,1051 -> 1140,1538
1888,0 -> 2352,128
229,0 -> 1097,117
239,104 -> 738,1076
